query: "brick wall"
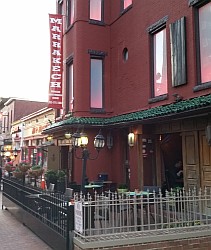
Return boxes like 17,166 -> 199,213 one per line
74,236 -> 211,250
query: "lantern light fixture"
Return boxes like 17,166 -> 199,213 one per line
47,135 -> 53,142
94,130 -> 105,150
71,128 -> 105,193
128,132 -> 135,147
64,131 -> 72,139
106,132 -> 113,149
72,130 -> 81,148
0,149 -> 5,157
13,148 -> 18,157
79,131 -> 89,148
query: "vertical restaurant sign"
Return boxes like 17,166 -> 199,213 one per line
48,14 -> 63,109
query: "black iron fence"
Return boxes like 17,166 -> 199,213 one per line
2,177 -> 74,250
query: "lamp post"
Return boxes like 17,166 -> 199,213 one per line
0,149 -> 4,167
72,129 -> 105,194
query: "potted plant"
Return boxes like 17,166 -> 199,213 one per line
4,161 -> 15,173
117,183 -> 128,193
12,167 -> 24,179
28,165 -> 43,187
56,170 -> 66,193
18,160 -> 31,173
44,169 -> 58,189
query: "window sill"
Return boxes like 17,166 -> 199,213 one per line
193,81 -> 211,92
120,4 -> 133,16
148,94 -> 168,104
89,20 -> 105,26
90,108 -> 106,114
65,24 -> 74,34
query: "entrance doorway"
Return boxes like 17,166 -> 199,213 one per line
160,133 -> 183,190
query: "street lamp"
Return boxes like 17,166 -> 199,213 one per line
13,148 -> 18,158
72,129 -> 105,194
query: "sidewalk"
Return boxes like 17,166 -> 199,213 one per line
0,190 -> 52,250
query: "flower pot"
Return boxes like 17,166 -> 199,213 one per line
19,165 -> 31,173
13,171 -> 24,179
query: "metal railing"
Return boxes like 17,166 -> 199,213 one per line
2,177 -> 74,250
74,188 -> 211,248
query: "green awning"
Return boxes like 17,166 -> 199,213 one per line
43,94 -> 211,133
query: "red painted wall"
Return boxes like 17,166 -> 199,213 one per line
60,0 -> 211,187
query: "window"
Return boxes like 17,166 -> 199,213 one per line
198,2 -> 211,83
90,0 -> 102,21
58,0 -> 64,15
153,29 -> 167,97
123,47 -> 129,62
91,58 -> 103,109
122,0 -> 132,11
66,0 -> 75,28
66,62 -> 74,112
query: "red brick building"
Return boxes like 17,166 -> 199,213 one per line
44,0 -> 211,192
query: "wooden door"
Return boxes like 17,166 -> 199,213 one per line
182,131 -> 200,191
199,130 -> 211,191
47,146 -> 60,170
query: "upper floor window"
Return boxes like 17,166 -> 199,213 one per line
58,0 -> 64,15
66,60 -> 74,112
90,0 -> 103,21
153,28 -> 167,97
121,0 -> 132,11
90,58 -> 103,109
198,2 -> 211,83
66,0 -> 75,28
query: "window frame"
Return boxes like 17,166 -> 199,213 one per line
66,56 -> 74,113
88,49 -> 107,112
192,0 -> 211,91
121,0 -> 133,14
58,0 -> 64,15
66,0 -> 75,29
147,16 -> 168,103
89,0 -> 104,25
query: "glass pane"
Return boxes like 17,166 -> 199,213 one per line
124,0 -> 132,9
90,0 -> 102,21
68,64 -> 74,111
70,0 -> 75,25
153,29 -> 167,97
199,3 -> 211,83
91,59 -> 103,108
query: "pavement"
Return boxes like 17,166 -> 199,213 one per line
0,188 -> 53,250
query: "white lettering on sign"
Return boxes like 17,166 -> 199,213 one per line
48,14 -> 63,109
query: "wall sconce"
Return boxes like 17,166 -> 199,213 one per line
107,132 -> 113,149
47,135 -> 53,141
64,131 -> 72,139
128,132 -> 135,147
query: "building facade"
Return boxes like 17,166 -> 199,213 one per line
0,98 -> 48,166
44,0 -> 211,192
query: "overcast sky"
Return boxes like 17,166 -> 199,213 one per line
0,0 -> 56,102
